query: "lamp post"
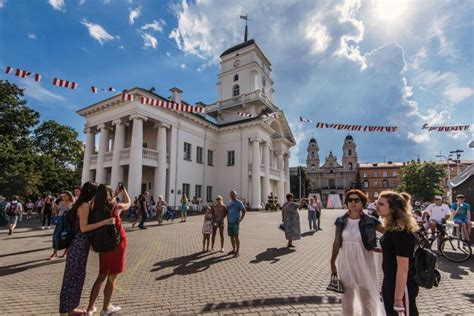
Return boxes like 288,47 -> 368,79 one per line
449,149 -> 464,176
436,153 -> 453,203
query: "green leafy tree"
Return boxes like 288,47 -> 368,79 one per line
353,171 -> 362,190
290,166 -> 311,199
0,80 -> 40,196
398,162 -> 446,201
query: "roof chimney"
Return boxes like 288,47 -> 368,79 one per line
388,161 -> 392,164
169,87 -> 183,104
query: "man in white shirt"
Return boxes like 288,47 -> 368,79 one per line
423,195 -> 451,238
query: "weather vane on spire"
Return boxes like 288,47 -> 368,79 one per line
240,14 -> 252,42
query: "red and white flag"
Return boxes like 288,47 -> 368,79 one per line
91,86 -> 98,94
4,66 -> 13,74
34,74 -> 42,82
15,69 -> 31,78
300,116 -> 312,123
52,77 -> 78,89
262,112 -> 280,119
237,112 -> 254,118
121,93 -> 134,101
107,87 -> 116,92
193,106 -> 205,114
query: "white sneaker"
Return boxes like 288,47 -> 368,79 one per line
41,226 -> 45,230
100,305 -> 121,315
48,226 -> 51,229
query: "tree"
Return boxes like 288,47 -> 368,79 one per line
398,162 -> 446,201
353,171 -> 362,190
290,166 -> 311,199
0,80 -> 41,196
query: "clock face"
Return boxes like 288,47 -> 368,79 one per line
233,59 -> 240,67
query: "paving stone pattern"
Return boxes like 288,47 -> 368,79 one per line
0,209 -> 473,315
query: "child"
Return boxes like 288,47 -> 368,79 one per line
202,206 -> 213,252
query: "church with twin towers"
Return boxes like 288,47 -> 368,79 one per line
77,32 -> 296,209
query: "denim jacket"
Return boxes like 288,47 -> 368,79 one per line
335,213 -> 381,250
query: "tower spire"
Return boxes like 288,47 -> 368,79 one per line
240,14 -> 252,42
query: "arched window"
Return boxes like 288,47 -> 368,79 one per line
348,162 -> 353,171
311,152 -> 315,158
233,74 -> 239,82
232,84 -> 240,97
382,179 -> 389,188
348,149 -> 352,156
311,164 -> 315,172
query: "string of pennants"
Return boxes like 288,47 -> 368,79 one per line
237,111 -> 280,119
4,65 -> 205,114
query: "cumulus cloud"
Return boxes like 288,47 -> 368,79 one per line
81,19 -> 118,45
129,6 -> 141,25
305,22 -> 331,54
141,33 -> 158,49
141,19 -> 166,32
48,0 -> 65,11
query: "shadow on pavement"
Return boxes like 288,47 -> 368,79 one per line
250,247 -> 296,264
301,231 -> 316,237
0,247 -> 51,258
0,258 -> 65,277
6,234 -> 51,240
463,293 -> 474,303
151,251 -> 232,280
201,295 -> 341,312
437,256 -> 474,280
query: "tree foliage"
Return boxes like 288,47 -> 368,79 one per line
0,80 -> 83,197
290,166 -> 311,199
398,162 -> 446,201
353,171 -> 363,190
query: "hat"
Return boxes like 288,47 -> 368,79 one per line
456,194 -> 465,199
434,195 -> 443,200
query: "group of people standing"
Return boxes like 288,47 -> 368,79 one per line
59,181 -> 131,316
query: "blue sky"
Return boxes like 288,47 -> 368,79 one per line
0,0 -> 473,167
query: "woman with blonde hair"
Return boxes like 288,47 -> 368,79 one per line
330,189 -> 385,315
180,194 -> 189,223
377,191 -> 419,316
211,195 -> 227,252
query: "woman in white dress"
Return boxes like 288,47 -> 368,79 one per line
330,189 -> 385,316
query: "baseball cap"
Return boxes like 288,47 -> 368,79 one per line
434,195 -> 443,200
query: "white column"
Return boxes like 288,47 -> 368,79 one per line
278,152 -> 285,205
128,114 -> 147,199
251,138 -> 262,209
169,125 -> 178,207
81,127 -> 96,185
262,143 -> 270,206
284,153 -> 290,195
95,124 -> 110,184
154,123 -> 168,201
110,119 -> 126,187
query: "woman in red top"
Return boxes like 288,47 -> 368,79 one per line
86,184 -> 131,316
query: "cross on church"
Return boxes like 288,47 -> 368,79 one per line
240,14 -> 252,42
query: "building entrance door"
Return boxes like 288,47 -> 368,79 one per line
141,183 -> 147,194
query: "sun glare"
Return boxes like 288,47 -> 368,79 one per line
373,0 -> 409,23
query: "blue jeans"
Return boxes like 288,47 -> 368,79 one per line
308,211 -> 317,231
139,212 -> 148,228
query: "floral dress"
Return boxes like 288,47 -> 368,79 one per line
282,201 -> 301,241
202,212 -> 213,235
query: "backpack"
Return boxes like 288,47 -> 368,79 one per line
52,211 -> 75,250
411,246 -> 441,289
88,205 -> 120,253
6,202 -> 20,216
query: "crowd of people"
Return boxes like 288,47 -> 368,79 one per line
0,184 -> 471,316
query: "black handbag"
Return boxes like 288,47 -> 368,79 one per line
88,206 -> 120,253
326,272 -> 344,293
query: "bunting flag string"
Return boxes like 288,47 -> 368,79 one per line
237,112 -> 254,118
139,96 -> 205,114
121,93 -> 134,101
52,77 -> 78,90
300,116 -> 312,123
261,112 -> 280,119
421,123 -> 470,132
4,66 -> 13,74
15,69 -> 31,78
315,122 -> 398,132
91,86 -> 98,94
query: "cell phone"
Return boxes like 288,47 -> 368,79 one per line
118,182 -> 124,190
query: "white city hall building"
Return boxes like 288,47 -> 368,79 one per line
78,39 -> 296,209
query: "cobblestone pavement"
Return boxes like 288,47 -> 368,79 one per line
1,209 -> 473,315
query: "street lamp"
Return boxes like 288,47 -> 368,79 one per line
436,153 -> 453,203
449,149 -> 464,175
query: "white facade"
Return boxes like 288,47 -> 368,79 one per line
78,40 -> 295,208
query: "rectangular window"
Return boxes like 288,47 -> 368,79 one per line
207,150 -> 214,166
392,171 -> 398,177
206,186 -> 213,202
195,185 -> 202,199
373,172 -> 378,178
363,181 -> 369,189
373,181 -> 378,188
184,142 -> 192,161
182,183 -> 190,198
363,172 -> 368,178
382,171 -> 388,178
227,150 -> 235,166
196,146 -> 203,164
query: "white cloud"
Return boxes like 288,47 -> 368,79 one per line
119,45 -> 125,50
81,19 -> 118,45
0,0 -> 6,8
442,86 -> 473,104
141,19 -> 166,33
141,33 -> 158,49
305,22 -> 331,55
21,80 -> 64,103
129,6 -> 141,25
180,63 -> 186,69
48,0 -> 65,11
79,0 -> 86,5
428,16 -> 459,60
166,52 -> 171,57
28,33 -> 37,39
407,132 -> 430,144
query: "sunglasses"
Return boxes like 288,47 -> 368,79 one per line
346,197 -> 362,203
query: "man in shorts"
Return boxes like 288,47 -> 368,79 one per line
423,195 -> 451,239
211,195 -> 227,252
5,196 -> 23,235
226,190 -> 246,258
451,194 -> 471,241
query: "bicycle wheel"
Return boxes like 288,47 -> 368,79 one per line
439,237 -> 472,262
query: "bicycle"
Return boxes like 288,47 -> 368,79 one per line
414,223 -> 472,263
